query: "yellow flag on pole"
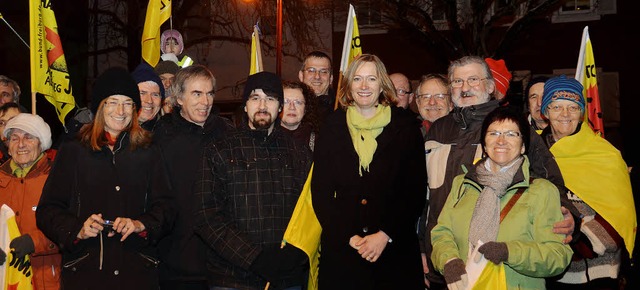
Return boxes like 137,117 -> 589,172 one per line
249,23 -> 263,75
0,205 -> 33,290
142,0 -> 172,67
282,165 -> 321,290
335,4 -> 362,109
574,26 -> 604,137
29,0 -> 76,126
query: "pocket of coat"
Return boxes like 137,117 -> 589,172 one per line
137,252 -> 160,268
62,253 -> 90,269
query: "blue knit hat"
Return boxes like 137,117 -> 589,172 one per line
131,62 -> 165,99
541,75 -> 584,115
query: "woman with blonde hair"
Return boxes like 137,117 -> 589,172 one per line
311,54 -> 427,289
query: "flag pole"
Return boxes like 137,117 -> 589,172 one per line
0,13 -> 30,49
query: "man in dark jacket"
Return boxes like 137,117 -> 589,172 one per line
131,62 -> 165,132
154,65 -> 234,290
420,56 -> 578,289
194,71 -> 312,290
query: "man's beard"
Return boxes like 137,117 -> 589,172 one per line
251,112 -> 274,130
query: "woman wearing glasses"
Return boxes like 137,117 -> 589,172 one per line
431,106 -> 572,290
540,76 -> 636,290
36,67 -> 174,290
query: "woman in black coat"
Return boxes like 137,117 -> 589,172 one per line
311,54 -> 427,289
36,67 -> 174,290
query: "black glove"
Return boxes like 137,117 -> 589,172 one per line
250,244 -> 283,282
443,258 -> 467,290
10,234 -> 35,259
0,247 -> 5,265
478,241 -> 508,264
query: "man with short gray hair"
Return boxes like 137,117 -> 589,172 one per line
0,75 -> 21,106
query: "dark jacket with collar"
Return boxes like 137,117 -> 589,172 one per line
36,132 -> 175,290
193,123 -> 312,289
420,99 -> 572,285
153,107 -> 235,283
311,106 -> 427,289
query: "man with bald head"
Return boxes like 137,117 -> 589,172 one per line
389,73 -> 414,109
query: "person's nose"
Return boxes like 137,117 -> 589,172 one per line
428,96 -> 437,105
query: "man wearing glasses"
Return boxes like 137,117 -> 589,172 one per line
420,56 -> 577,290
389,73 -> 415,109
414,74 -> 453,139
298,51 -> 335,124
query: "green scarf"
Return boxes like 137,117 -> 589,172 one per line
346,105 -> 391,176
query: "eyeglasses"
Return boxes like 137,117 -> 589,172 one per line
284,99 -> 305,107
104,100 -> 135,110
303,67 -> 331,76
416,93 -> 449,101
487,130 -> 521,139
396,89 -> 411,96
450,77 -> 487,88
547,104 -> 581,114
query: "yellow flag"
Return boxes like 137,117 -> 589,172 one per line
29,0 -> 76,126
574,26 -> 604,137
471,263 -> 507,290
282,165 -> 321,290
0,205 -> 33,290
249,24 -> 263,75
335,4 -> 362,109
141,0 -> 172,67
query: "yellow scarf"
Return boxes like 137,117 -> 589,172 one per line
346,105 -> 391,176
551,122 -> 636,257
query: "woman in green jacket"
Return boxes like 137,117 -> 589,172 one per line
431,106 -> 572,290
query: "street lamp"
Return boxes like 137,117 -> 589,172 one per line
276,0 -> 282,76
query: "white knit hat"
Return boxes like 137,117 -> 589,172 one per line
3,113 -> 52,151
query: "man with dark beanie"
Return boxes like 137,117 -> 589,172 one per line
152,64 -> 234,290
131,62 -> 165,131
194,71 -> 312,290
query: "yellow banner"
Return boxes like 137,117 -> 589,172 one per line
141,0 -> 172,67
29,0 -> 76,126
249,24 -> 263,75
574,26 -> 604,136
282,165 -> 321,290
0,205 -> 33,290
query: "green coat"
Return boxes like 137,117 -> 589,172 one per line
431,157 -> 572,290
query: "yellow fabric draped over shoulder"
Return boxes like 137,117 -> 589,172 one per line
282,164 -> 321,290
550,122 -> 636,257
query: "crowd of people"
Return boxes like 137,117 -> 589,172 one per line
0,30 -> 636,290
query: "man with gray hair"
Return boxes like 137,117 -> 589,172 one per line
153,64 -> 234,289
0,75 -> 21,106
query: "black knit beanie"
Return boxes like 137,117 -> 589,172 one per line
242,72 -> 283,104
90,67 -> 141,114
131,62 -> 165,99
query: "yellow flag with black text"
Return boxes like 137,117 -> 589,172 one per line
0,205 -> 33,290
335,4 -> 362,109
574,26 -> 604,137
29,0 -> 76,126
142,0 -> 172,67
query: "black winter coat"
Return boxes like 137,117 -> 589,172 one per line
36,133 -> 175,290
153,108 -> 234,283
311,106 -> 427,290
193,124 -> 312,290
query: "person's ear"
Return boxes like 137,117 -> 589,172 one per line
243,106 -> 247,113
298,70 -> 304,82
521,144 -> 525,155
